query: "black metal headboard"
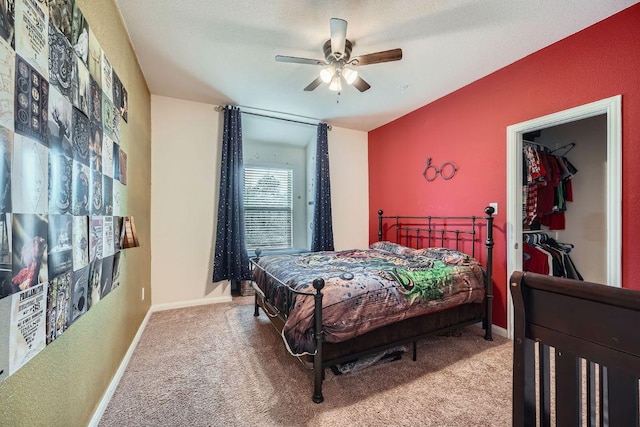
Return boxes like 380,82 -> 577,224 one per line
377,206 -> 495,260
377,206 -> 495,336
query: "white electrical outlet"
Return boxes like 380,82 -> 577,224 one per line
141,287 -> 145,301
489,202 -> 498,215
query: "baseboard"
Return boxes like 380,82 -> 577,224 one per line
88,308 -> 153,427
151,295 -> 232,312
472,322 -> 509,339
491,324 -> 508,338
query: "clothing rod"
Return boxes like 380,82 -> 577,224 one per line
214,105 -> 332,131
523,140 -> 547,147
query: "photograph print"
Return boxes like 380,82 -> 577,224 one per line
102,175 -> 112,216
120,85 -> 127,123
71,106 -> 89,166
87,26 -> 101,82
110,250 -> 120,290
113,215 -> 121,252
14,0 -> 49,78
45,269 -> 70,344
9,281 -> 47,375
0,40 -> 15,130
89,74 -> 100,124
100,50 -> 112,101
71,214 -> 88,271
88,215 -> 102,262
101,93 -> 116,143
71,159 -> 89,215
14,55 -> 49,146
112,70 -> 128,123
0,296 -> 9,382
71,56 -> 89,116
89,166 -> 102,215
47,20 -> 74,101
100,254 -> 113,299
118,148 -> 126,185
11,134 -> 49,214
48,150 -> 72,214
86,257 -> 100,310
102,133 -> 113,178
0,126 -> 12,213
70,1 -> 88,64
102,215 -> 113,257
88,117 -> 101,173
0,213 -> 12,300
112,178 -> 125,216
69,263 -> 88,324
47,213 -> 72,279
0,0 -> 15,49
47,85 -> 73,158
11,213 -> 47,295
47,0 -> 74,43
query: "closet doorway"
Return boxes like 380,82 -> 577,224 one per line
505,95 -> 622,339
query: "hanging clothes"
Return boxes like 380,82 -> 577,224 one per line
522,232 -> 583,280
522,142 -> 578,230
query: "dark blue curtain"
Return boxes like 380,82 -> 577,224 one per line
311,123 -> 334,251
213,106 -> 251,288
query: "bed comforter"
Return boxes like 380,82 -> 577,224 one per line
252,242 -> 486,355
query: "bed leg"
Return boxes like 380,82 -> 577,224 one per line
484,297 -> 494,341
312,279 -> 325,403
412,341 -> 417,361
253,293 -> 259,317
484,206 -> 495,342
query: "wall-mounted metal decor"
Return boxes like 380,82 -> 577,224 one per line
422,157 -> 457,182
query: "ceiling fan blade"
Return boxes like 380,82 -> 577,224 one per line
304,77 -> 323,91
352,48 -> 403,66
330,18 -> 347,58
352,76 -> 371,92
275,55 -> 326,66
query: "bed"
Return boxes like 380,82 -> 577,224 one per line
250,206 -> 495,403
510,271 -> 640,426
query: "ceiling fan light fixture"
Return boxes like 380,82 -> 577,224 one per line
329,75 -> 342,91
342,67 -> 358,85
320,66 -> 335,83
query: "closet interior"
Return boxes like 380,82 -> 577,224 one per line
521,115 -> 607,283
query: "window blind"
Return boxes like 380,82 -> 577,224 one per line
243,166 -> 293,250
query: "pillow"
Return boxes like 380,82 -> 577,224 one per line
369,241 -> 416,255
414,247 -> 477,266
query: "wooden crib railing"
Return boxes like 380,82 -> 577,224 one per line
510,271 -> 640,426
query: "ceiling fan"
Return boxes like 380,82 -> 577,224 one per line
275,18 -> 403,93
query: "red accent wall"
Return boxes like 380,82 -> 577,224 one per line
368,4 -> 640,328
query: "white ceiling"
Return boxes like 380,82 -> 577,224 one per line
115,0 -> 637,142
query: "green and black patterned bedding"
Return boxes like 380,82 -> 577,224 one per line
252,242 -> 486,355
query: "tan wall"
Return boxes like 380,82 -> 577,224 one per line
151,95 -> 228,305
0,0 -> 152,425
328,126 -> 370,251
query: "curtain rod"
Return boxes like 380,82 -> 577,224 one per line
214,105 -> 332,131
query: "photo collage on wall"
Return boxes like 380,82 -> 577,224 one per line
0,0 -> 131,383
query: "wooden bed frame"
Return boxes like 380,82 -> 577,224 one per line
251,206 -> 495,403
510,271 -> 640,426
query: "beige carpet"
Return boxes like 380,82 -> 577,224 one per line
99,297 -> 512,426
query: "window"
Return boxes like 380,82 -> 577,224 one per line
243,166 -> 293,250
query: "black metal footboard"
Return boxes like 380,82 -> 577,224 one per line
249,257 -> 326,402
250,205 -> 495,403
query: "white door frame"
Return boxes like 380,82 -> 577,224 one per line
505,95 -> 622,339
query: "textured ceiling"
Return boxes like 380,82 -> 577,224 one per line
115,0 -> 638,136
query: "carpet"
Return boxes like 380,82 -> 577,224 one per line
99,298 -> 512,426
